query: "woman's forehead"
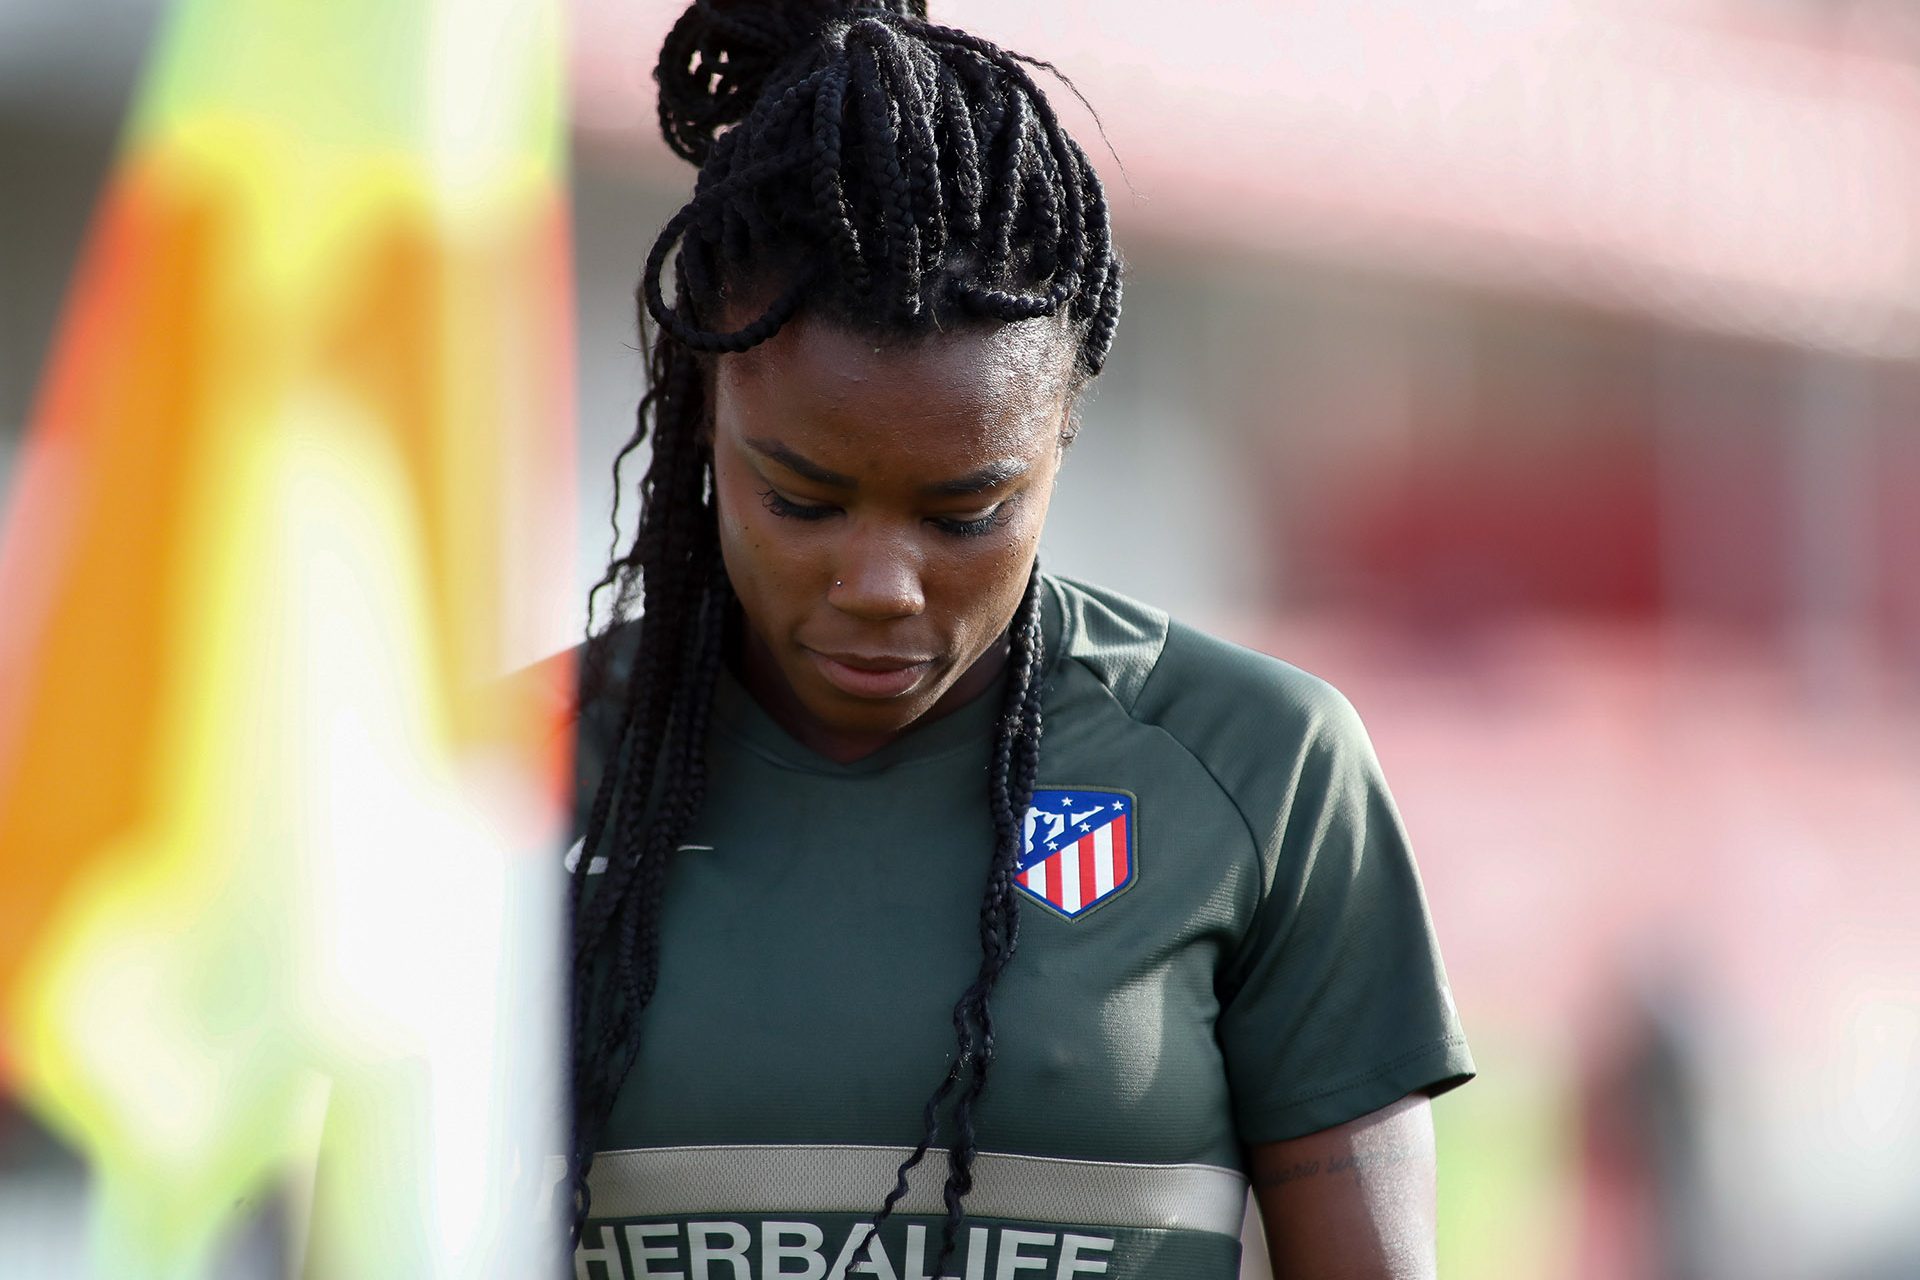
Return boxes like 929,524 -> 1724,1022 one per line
723,310 -> 1073,390
713,314 -> 1074,459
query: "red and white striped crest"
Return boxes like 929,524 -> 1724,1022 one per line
1014,789 -> 1135,919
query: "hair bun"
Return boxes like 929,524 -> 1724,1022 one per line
656,0 -> 928,165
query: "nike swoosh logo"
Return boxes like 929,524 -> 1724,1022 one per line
563,838 -> 712,875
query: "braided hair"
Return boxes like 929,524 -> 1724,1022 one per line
567,0 -> 1122,1267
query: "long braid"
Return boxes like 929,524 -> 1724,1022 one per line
566,328 -> 716,1232
855,570 -> 1046,1267
569,0 -> 1121,1248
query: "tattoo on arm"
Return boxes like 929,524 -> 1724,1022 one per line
1256,1159 -> 1322,1188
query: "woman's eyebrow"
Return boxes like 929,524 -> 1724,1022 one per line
745,437 -> 856,489
746,438 -> 1027,497
924,458 -> 1028,497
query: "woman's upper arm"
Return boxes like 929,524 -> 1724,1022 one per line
1248,1092 -> 1438,1280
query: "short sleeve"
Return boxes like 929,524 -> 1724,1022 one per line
1215,689 -> 1474,1144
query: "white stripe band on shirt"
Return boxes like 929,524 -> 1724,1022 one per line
568,1144 -> 1249,1239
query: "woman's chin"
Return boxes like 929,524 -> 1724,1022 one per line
788,665 -> 962,744
806,684 -> 941,736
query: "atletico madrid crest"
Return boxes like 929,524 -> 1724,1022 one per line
1015,788 -> 1136,919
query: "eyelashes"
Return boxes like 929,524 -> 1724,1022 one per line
758,488 -> 835,522
933,509 -> 1006,538
757,488 -> 1012,539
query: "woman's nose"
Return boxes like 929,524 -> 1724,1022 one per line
829,528 -> 925,621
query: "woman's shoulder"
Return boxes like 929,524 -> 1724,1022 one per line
1045,572 -> 1364,745
496,621 -> 644,784
503,619 -> 645,717
1045,573 -> 1388,867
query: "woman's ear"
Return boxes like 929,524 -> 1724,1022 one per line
1058,404 -> 1081,450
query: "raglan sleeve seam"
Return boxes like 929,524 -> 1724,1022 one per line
1121,644 -> 1275,911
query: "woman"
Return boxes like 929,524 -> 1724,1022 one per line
561,2 -> 1474,1276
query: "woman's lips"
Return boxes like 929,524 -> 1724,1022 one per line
804,648 -> 935,699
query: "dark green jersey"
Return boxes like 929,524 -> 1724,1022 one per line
565,575 -> 1473,1280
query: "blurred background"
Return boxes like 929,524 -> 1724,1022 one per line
5,0 -> 1919,1275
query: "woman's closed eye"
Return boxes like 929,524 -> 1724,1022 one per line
929,503 -> 1013,538
759,487 -> 1014,538
759,487 -> 837,521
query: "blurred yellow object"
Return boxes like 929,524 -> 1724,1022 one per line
0,0 -> 574,1274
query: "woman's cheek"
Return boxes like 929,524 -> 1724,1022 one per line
740,509 -> 830,589
715,487 -> 779,598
